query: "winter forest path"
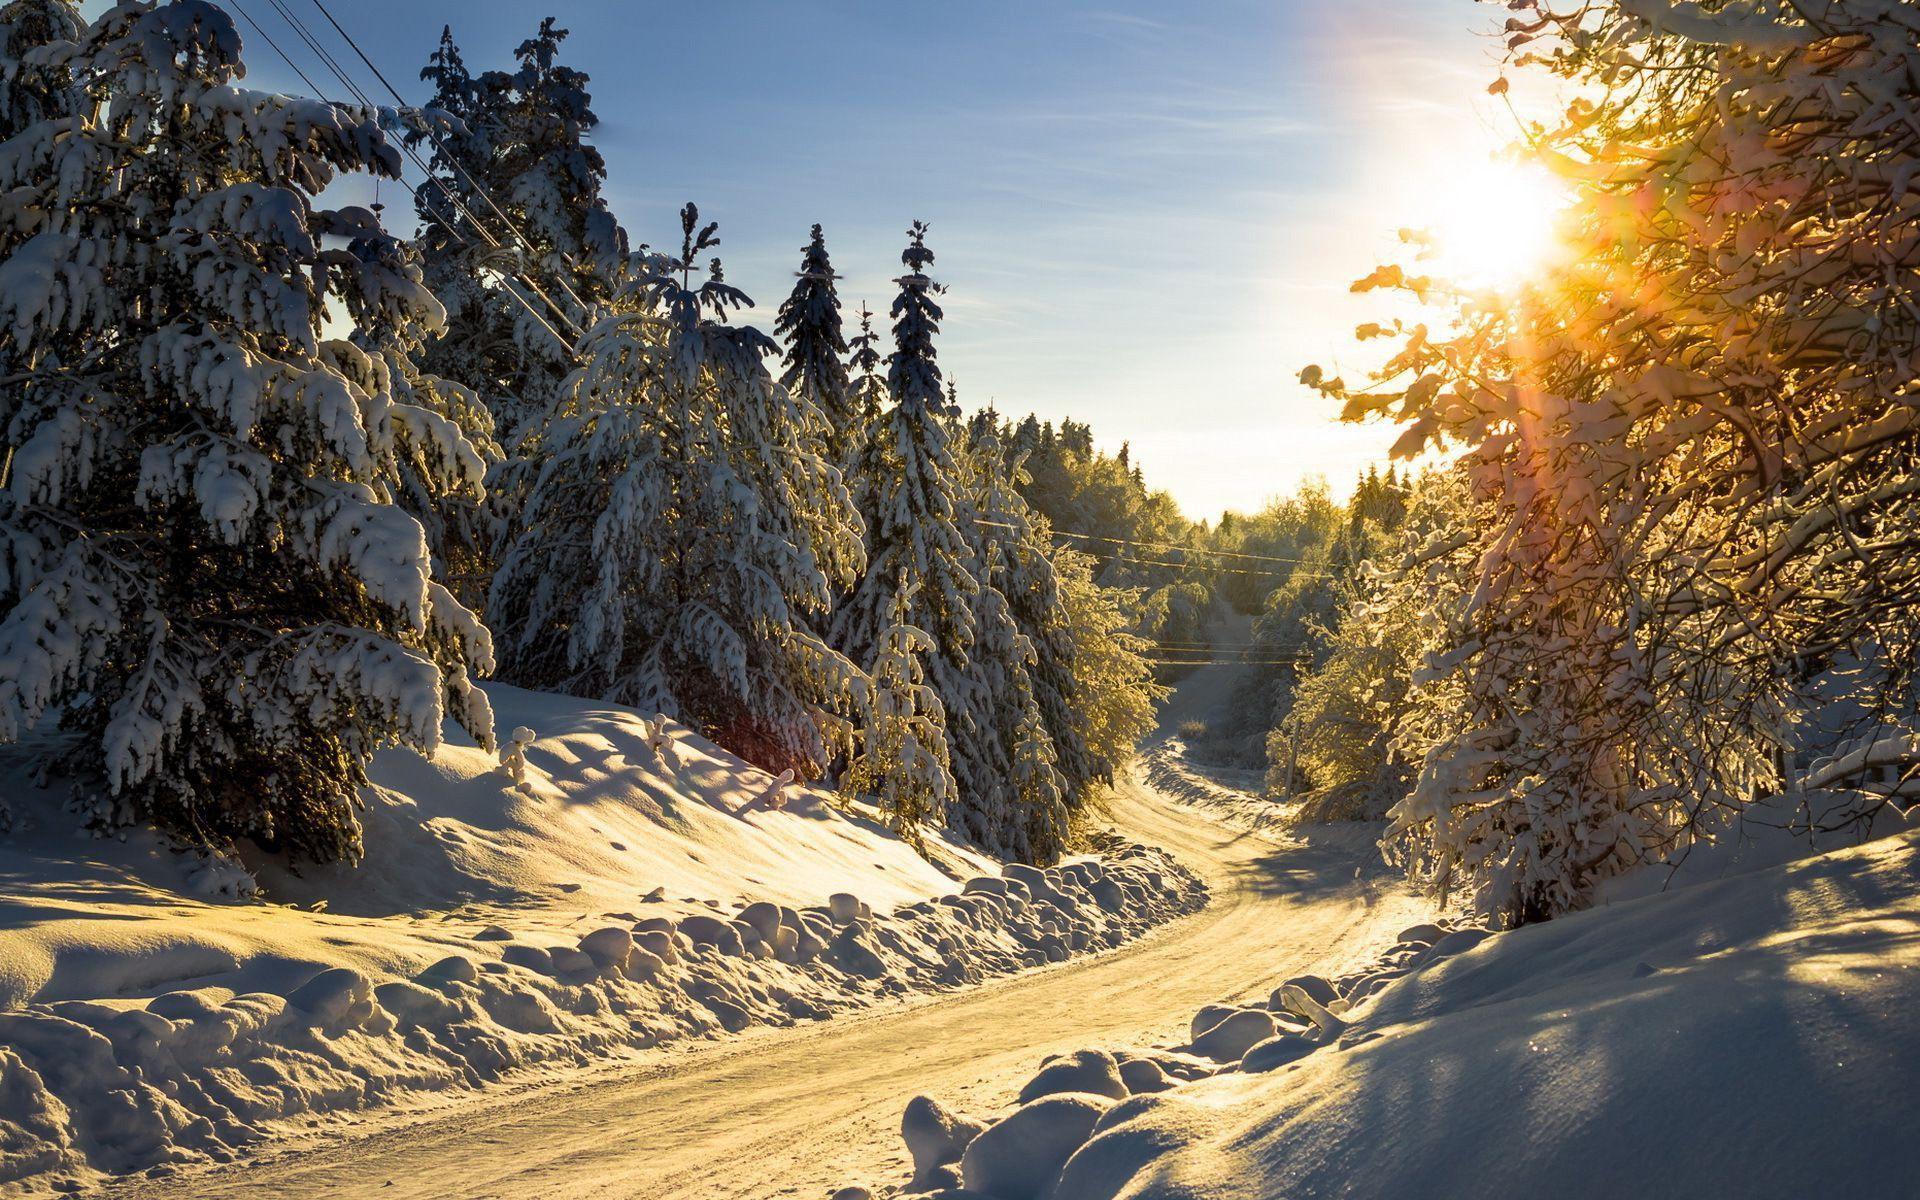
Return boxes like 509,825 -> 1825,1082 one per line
108,668 -> 1425,1200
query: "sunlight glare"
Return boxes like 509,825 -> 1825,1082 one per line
1418,159 -> 1569,291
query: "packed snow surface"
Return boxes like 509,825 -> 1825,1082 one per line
0,686 -> 1205,1195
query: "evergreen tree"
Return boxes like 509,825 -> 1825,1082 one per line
842,581 -> 955,840
774,224 -> 858,465
0,0 -> 78,139
490,205 -> 864,774
0,0 -> 495,860
840,300 -> 889,521
340,232 -> 500,603
959,552 -> 1069,859
409,19 -> 626,440
833,223 -> 980,673
968,417 -> 1091,849
836,224 -> 1017,845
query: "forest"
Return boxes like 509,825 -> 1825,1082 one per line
0,0 -> 1912,932
3,1 -> 1920,1197
0,4 -> 1182,869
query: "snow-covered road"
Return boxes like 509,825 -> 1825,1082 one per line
106,677 -> 1422,1200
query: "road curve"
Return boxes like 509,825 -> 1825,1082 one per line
110,686 -> 1421,1200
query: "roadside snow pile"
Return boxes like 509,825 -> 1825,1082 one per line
841,913 -> 1476,1198
848,826 -> 1920,1199
0,686 -> 1207,1196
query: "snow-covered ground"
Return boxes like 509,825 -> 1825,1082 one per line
0,686 -> 1204,1196
55,666 -> 1419,1200
839,816 -> 1920,1199
1139,651 -> 1294,837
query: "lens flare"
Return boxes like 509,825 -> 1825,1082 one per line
1419,160 -> 1570,290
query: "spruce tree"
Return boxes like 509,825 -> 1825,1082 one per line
840,301 -> 889,523
834,224 -> 980,674
971,420 -> 1099,795
838,224 -> 1024,846
775,224 -> 858,466
409,19 -> 626,440
490,205 -> 865,774
341,233 -> 501,602
0,0 -> 495,860
0,0 -> 77,138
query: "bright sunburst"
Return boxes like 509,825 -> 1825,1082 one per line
1419,159 -> 1570,291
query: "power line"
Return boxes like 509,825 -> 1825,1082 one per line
305,0 -> 595,319
1144,659 -> 1312,667
1053,526 -> 1329,568
287,0 -> 587,340
972,516 -> 1342,579
1105,552 -> 1339,581
229,1 -> 331,100
235,0 -> 584,352
234,1 -> 576,355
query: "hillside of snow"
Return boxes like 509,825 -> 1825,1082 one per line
0,685 -> 991,1015
0,686 -> 1206,1195
844,823 -> 1920,1199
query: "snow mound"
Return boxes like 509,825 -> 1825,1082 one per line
0,687 -> 1209,1195
851,824 -> 1920,1198
1049,829 -> 1920,1199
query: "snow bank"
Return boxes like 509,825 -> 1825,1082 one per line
0,686 -> 1207,1195
857,827 -> 1920,1198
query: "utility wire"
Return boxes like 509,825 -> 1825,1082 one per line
306,0 -> 596,318
972,516 -> 1342,579
230,0 -> 579,353
283,0 -> 588,339
1144,659 -> 1313,667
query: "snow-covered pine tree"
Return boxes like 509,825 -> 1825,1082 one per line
934,406 -> 1075,858
337,230 -> 501,600
0,0 -> 496,860
959,553 -> 1070,860
408,19 -> 626,441
847,301 -> 887,436
775,224 -> 859,466
835,225 -> 980,663
835,224 -> 1003,842
842,580 -> 955,840
840,300 -> 890,523
0,0 -> 77,138
490,204 -> 865,774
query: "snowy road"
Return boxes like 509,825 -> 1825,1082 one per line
109,679 -> 1421,1200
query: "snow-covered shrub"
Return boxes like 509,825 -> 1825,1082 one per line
489,205 -> 866,777
0,0 -> 496,861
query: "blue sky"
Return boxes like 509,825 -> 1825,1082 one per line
203,0 -> 1522,520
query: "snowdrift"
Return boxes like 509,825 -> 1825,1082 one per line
859,826 -> 1920,1199
0,686 -> 1206,1195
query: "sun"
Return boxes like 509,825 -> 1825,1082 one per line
1418,159 -> 1570,291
